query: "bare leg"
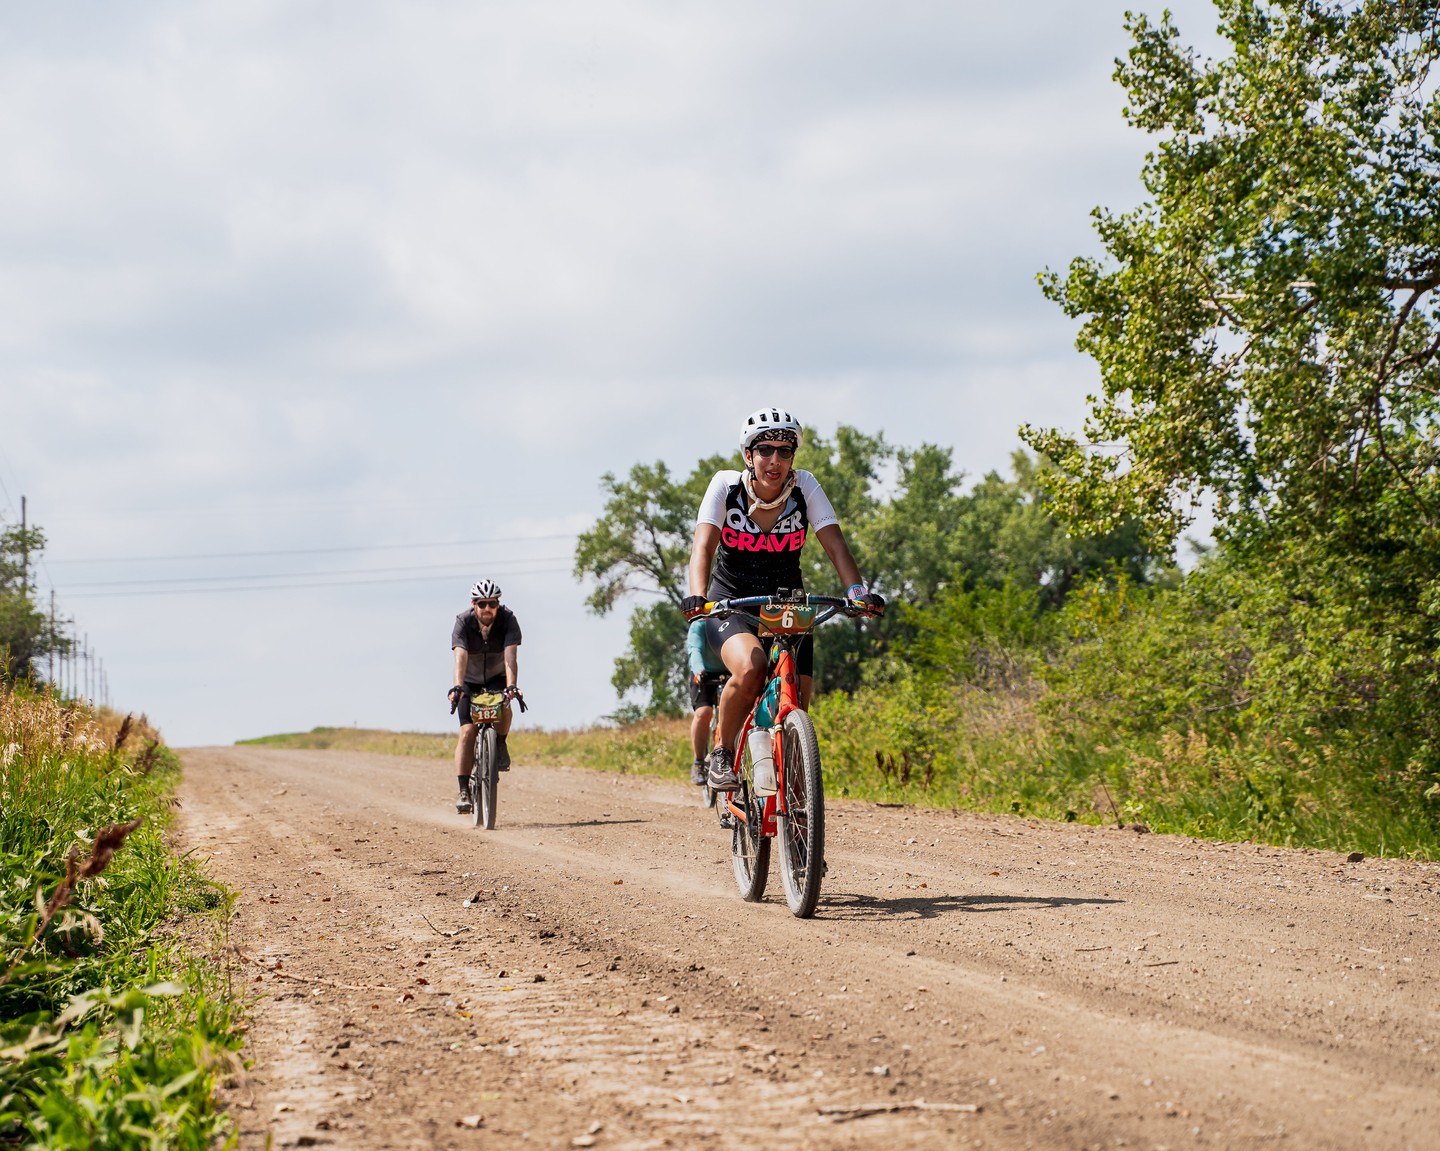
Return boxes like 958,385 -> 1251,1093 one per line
454,725 -> 478,777
716,633 -> 767,751
691,706 -> 714,759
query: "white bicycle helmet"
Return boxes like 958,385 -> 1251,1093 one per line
739,407 -> 803,453
469,578 -> 502,600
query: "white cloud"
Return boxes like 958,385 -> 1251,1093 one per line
0,0 -> 1222,744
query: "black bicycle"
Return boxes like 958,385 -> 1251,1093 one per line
450,688 -> 527,830
695,670 -> 730,810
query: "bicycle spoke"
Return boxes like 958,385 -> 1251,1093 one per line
776,710 -> 825,917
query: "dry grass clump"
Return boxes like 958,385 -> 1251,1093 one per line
1,686 -> 105,772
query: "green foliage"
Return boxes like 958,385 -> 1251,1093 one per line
576,431 -> 1161,710
0,687 -> 243,1148
573,455 -> 731,615
927,0 -> 1440,852
1027,1 -> 1440,554
1023,3 -> 1440,770
607,600 -> 688,717
573,454 -> 730,714
0,519 -> 65,683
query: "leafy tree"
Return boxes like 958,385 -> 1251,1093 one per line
953,452 -> 1166,608
1026,0 -> 1440,555
573,431 -> 896,712
0,520 -> 60,682
860,442 -> 966,607
796,428 -> 890,693
573,455 -> 729,715
1024,0 -> 1440,775
576,429 -> 1163,713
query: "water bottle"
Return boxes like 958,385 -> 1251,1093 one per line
748,728 -> 777,796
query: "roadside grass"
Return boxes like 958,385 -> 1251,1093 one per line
1,686 -> 243,1149
242,720 -> 694,777
812,682 -> 1440,860
247,700 -> 1440,859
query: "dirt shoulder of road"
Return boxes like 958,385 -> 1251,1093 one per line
177,745 -> 1440,1150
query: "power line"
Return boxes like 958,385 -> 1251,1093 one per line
56,564 -> 576,599
45,532 -> 579,565
0,438 -> 21,520
52,553 -> 575,591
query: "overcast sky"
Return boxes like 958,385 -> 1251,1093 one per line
2,0 -> 1223,747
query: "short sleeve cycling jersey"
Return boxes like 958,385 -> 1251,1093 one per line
451,606 -> 522,687
695,469 -> 839,599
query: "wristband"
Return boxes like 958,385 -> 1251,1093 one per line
847,583 -> 867,600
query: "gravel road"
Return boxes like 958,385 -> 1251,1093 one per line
176,745 -> 1440,1150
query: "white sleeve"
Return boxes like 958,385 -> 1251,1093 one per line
796,470 -> 839,531
696,471 -> 737,527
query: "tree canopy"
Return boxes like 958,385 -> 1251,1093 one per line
1024,0 -> 1440,769
575,434 -> 1162,717
1025,0 -> 1440,555
0,519 -> 61,682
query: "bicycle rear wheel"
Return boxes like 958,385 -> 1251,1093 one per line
475,726 -> 498,830
729,736 -> 770,901
776,709 -> 824,918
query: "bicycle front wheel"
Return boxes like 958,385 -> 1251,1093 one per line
777,710 -> 824,917
475,726 -> 498,830
729,737 -> 770,901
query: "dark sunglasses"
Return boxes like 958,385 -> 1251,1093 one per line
472,598 -> 499,608
751,443 -> 795,460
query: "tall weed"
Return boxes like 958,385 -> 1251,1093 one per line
0,685 -> 242,1148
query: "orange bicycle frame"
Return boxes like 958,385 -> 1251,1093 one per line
724,641 -> 804,835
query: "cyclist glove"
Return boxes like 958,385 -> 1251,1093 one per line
681,595 -> 708,620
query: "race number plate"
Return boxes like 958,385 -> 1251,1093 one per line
757,604 -> 818,635
469,693 -> 504,723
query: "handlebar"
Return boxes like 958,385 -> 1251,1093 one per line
449,687 -> 529,715
697,592 -> 879,628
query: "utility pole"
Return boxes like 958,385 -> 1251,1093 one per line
48,591 -> 56,687
19,495 -> 27,596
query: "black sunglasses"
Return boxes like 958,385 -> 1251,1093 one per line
472,598 -> 499,608
751,444 -> 795,460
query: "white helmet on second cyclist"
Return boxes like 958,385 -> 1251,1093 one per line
739,407 -> 803,453
469,578 -> 502,601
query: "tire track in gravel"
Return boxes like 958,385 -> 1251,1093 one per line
178,745 -> 1440,1150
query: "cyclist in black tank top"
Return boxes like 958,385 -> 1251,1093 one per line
680,407 -> 885,791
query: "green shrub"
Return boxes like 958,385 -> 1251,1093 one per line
0,687 -> 243,1149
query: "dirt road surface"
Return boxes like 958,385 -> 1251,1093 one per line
176,746 -> 1440,1150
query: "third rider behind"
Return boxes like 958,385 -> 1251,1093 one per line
686,617 -> 727,786
446,579 -> 523,814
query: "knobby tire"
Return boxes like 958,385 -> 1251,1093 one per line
475,726 -> 498,830
730,732 -> 770,901
777,709 -> 824,918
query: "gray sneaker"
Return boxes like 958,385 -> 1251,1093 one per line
707,745 -> 738,791
690,759 -> 707,786
496,736 -> 511,772
455,789 -> 473,814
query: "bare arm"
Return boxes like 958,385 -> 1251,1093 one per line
688,522 -> 721,598
452,646 -> 468,688
815,523 -> 864,591
503,644 -> 519,689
